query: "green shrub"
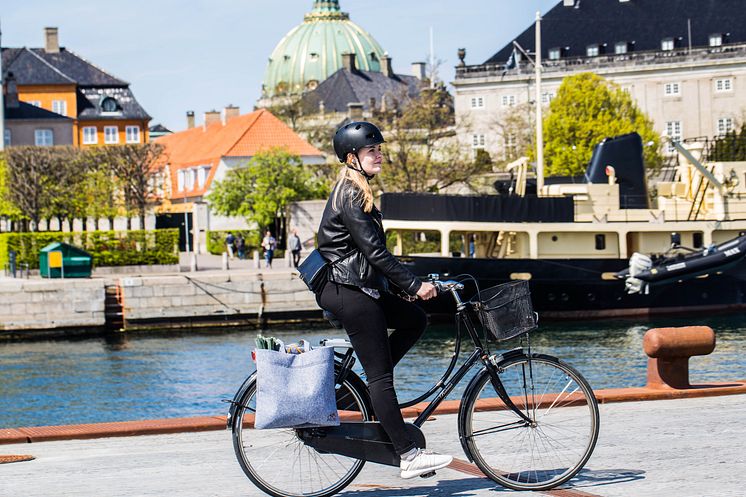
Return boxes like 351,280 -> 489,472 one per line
206,230 -> 260,255
0,229 -> 179,269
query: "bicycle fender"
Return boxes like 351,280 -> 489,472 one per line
226,372 -> 257,430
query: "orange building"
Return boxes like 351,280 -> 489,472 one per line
1,27 -> 150,147
154,107 -> 324,252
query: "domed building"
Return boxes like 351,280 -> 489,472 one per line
260,0 -> 387,102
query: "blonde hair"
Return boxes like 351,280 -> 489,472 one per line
332,156 -> 374,213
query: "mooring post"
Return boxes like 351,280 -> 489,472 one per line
643,326 -> 716,389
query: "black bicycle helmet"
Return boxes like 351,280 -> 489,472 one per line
332,121 -> 385,163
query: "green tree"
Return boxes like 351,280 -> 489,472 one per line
101,143 -> 165,229
534,72 -> 662,176
0,155 -> 23,221
3,146 -> 62,231
207,148 -> 328,233
376,85 -> 492,192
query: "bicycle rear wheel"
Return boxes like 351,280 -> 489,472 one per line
461,353 -> 599,491
231,372 -> 372,497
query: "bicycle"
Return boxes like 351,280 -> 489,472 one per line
227,276 -> 600,496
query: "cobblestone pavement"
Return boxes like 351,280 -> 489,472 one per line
1,394 -> 744,497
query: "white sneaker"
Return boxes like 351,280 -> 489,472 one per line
399,449 -> 453,479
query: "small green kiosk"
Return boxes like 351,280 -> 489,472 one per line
39,242 -> 93,278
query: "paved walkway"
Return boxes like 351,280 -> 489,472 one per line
2,394 -> 744,497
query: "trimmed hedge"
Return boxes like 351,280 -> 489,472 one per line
0,229 -> 179,269
206,230 -> 285,259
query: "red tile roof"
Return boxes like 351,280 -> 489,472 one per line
156,109 -> 323,199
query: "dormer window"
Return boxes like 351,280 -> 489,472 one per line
586,44 -> 600,57
709,33 -> 723,47
548,47 -> 561,60
101,97 -> 119,113
309,52 -> 319,61
370,52 -> 378,61
661,38 -> 675,51
615,41 -> 629,54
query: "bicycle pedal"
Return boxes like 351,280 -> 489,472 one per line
419,471 -> 436,479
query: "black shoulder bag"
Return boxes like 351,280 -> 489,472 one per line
297,250 -> 332,294
298,249 -> 356,294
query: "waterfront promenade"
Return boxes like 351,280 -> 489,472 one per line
1,393 -> 744,497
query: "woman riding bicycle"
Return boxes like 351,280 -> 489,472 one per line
315,121 -> 453,479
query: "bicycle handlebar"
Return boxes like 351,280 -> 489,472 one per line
428,273 -> 466,305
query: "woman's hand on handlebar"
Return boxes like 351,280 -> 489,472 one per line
416,281 -> 438,300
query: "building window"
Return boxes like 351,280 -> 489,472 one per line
615,41 -> 628,54
197,167 -> 210,188
586,45 -> 599,57
548,47 -> 561,60
709,34 -> 723,47
504,134 -> 517,160
34,129 -> 54,146
661,38 -> 674,51
104,126 -> 119,144
715,78 -> 733,92
52,100 -> 67,116
101,97 -> 119,113
665,121 -> 682,152
82,126 -> 98,144
4,129 -> 11,146
664,82 -> 681,96
177,170 -> 185,192
501,95 -> 516,106
717,118 -> 734,136
541,92 -> 555,104
186,169 -> 196,190
27,100 -> 42,108
126,126 -> 141,143
472,134 -> 485,149
470,96 -> 485,109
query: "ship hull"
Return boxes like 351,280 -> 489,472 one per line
399,256 -> 746,319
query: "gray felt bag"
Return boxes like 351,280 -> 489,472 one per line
254,346 -> 340,429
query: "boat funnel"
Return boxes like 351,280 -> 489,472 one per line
585,132 -> 649,209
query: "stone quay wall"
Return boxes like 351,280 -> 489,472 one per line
120,272 -> 319,329
0,278 -> 106,332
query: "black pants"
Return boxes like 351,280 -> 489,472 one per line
292,250 -> 301,268
318,282 -> 427,454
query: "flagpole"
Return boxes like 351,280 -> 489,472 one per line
535,11 -> 544,194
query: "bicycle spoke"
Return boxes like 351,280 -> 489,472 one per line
464,356 -> 599,491
232,377 -> 370,497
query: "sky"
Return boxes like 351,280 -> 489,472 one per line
2,0 -> 558,132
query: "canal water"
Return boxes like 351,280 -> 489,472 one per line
1,315 -> 744,428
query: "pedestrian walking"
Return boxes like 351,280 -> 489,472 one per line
289,229 -> 302,268
225,232 -> 236,259
236,234 -> 246,260
261,230 -> 276,268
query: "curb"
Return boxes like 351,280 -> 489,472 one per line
1,382 -> 744,445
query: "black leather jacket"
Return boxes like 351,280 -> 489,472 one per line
317,181 -> 422,295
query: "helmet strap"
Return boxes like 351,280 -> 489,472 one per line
346,152 -> 375,181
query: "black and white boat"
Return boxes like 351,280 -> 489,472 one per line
381,133 -> 746,318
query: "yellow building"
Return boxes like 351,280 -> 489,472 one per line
2,27 -> 150,147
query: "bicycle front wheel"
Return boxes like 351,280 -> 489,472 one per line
232,372 -> 373,497
461,353 -> 599,491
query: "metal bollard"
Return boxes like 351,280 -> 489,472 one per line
222,252 -> 229,271
190,253 -> 198,272
9,250 -> 17,278
253,250 -> 260,269
643,326 -> 716,389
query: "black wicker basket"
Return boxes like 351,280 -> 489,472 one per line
476,280 -> 537,341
